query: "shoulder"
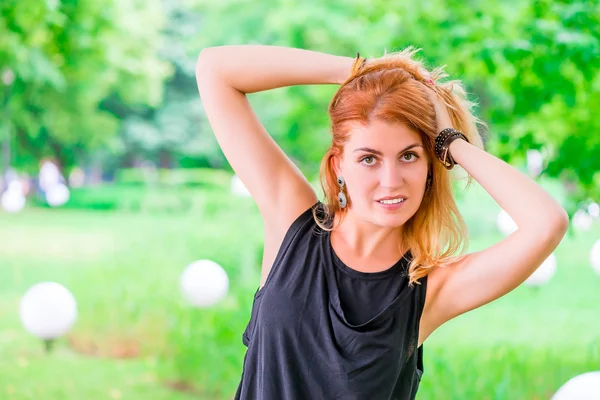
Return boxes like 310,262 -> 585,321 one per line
275,200 -> 323,248
298,201 -> 323,229
259,200 -> 323,289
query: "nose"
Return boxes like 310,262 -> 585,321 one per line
379,162 -> 404,189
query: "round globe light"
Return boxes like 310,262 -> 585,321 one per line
588,202 -> 600,219
1,191 -> 25,213
230,175 -> 251,197
7,180 -> 22,192
497,209 -> 518,236
552,371 -> 600,400
572,210 -> 593,232
524,253 -> 556,287
39,161 -> 61,192
19,282 -> 78,340
46,183 -> 70,207
590,240 -> 600,276
526,150 -> 543,178
1,181 -> 25,213
180,260 -> 229,307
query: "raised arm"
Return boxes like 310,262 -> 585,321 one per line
420,90 -> 569,344
195,45 -> 353,286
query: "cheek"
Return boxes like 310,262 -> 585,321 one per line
345,166 -> 377,195
409,163 -> 429,185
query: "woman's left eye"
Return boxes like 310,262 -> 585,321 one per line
402,152 -> 418,162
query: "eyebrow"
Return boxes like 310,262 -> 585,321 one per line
352,143 -> 423,155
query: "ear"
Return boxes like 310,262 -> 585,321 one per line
331,153 -> 343,177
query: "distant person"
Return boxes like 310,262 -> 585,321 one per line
195,45 -> 568,399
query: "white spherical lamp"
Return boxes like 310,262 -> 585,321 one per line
552,371 -> 600,400
230,175 -> 251,197
572,210 -> 593,232
180,260 -> 229,307
524,253 -> 556,287
46,183 -> 70,207
590,240 -> 600,276
1,181 -> 25,213
588,202 -> 600,219
526,150 -> 543,177
19,282 -> 78,344
497,209 -> 518,236
39,161 -> 61,192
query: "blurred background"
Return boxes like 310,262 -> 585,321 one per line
1,0 -> 599,399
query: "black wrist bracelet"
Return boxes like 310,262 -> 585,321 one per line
434,128 -> 469,170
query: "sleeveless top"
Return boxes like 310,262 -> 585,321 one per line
234,202 -> 428,400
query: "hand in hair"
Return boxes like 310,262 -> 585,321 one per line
421,84 -> 453,134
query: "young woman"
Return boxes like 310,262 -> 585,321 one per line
195,45 -> 568,400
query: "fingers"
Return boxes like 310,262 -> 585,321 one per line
419,82 -> 452,133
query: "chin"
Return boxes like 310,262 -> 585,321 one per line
375,216 -> 407,229
352,202 -> 410,228
373,204 -> 413,227
368,210 -> 408,228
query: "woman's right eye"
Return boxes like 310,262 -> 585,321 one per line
360,156 -> 376,165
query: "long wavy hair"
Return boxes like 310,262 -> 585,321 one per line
314,47 -> 485,286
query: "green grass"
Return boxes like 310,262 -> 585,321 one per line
0,178 -> 599,399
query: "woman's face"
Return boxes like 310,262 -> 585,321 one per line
334,120 -> 430,228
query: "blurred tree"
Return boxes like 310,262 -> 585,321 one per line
186,0 -> 599,203
1,0 -> 598,205
381,0 -> 600,206
99,0 -> 226,170
489,0 -> 600,208
0,0 -> 170,173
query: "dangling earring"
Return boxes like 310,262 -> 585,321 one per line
337,176 -> 347,209
426,172 -> 432,192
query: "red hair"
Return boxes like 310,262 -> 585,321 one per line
315,47 -> 485,285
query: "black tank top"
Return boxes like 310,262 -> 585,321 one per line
235,202 -> 428,400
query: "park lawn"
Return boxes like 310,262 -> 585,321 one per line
0,179 -> 598,399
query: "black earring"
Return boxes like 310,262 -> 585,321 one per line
426,173 -> 432,191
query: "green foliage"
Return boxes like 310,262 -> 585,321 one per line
184,0 -> 600,197
107,0 -> 224,168
116,167 -> 231,188
482,1 -> 600,205
2,0 -> 599,199
0,0 -> 170,170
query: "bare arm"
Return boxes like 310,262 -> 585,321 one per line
420,91 -> 569,343
197,45 -> 352,93
196,45 -> 353,287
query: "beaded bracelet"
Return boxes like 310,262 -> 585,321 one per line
434,128 -> 469,170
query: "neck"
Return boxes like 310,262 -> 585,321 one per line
332,209 -> 404,261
